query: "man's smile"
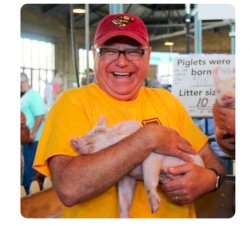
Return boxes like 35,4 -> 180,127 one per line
113,72 -> 132,77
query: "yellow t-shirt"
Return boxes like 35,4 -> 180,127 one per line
33,83 -> 208,218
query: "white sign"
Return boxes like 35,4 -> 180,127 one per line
197,4 -> 235,20
172,54 -> 235,117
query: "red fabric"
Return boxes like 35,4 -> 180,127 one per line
53,83 -> 60,95
94,13 -> 149,46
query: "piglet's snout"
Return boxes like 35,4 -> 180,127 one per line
71,139 -> 80,150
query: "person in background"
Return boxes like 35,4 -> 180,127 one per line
44,73 -> 64,113
212,102 -> 235,158
21,111 -> 30,182
21,111 -> 30,145
81,68 -> 95,86
33,13 -> 224,218
21,72 -> 46,194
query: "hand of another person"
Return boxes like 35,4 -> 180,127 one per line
21,112 -> 26,128
216,127 -> 235,142
29,131 -> 36,142
21,112 -> 30,144
215,128 -> 235,156
212,102 -> 235,135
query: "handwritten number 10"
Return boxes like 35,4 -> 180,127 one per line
197,97 -> 208,107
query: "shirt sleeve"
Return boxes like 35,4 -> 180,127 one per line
33,89 -> 91,176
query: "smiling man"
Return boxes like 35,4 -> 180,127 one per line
33,13 -> 224,218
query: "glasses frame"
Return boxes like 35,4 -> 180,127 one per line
95,47 -> 148,62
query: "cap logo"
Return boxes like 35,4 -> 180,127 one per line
112,15 -> 134,27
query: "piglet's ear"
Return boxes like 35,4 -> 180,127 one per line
96,116 -> 106,126
212,67 -> 219,76
232,68 -> 235,76
212,67 -> 221,85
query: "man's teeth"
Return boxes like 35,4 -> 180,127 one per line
113,72 -> 131,77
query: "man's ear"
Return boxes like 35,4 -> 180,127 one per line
92,46 -> 96,58
147,46 -> 152,53
146,47 -> 152,71
147,46 -> 152,58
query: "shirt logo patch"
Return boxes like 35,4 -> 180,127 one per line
142,118 -> 161,126
112,15 -> 134,27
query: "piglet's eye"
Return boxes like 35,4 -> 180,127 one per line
94,127 -> 106,134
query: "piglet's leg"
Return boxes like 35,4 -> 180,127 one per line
118,176 -> 137,218
143,153 -> 162,214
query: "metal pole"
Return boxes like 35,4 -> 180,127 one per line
229,21 -> 235,54
185,4 -> 191,53
85,4 -> 90,84
109,4 -> 123,14
70,4 -> 80,87
194,7 -> 202,54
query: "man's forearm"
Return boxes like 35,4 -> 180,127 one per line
199,143 -> 225,179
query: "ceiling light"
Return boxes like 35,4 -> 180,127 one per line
164,41 -> 174,46
73,8 -> 86,14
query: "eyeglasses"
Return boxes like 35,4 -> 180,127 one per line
95,47 -> 148,62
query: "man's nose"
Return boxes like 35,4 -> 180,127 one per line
115,52 -> 129,66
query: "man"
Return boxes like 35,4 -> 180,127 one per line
21,72 -> 46,193
33,13 -> 224,218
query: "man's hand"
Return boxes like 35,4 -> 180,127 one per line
159,163 -> 216,204
159,143 -> 225,204
144,125 -> 196,163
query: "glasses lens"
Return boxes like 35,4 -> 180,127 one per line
100,49 -> 119,61
125,49 -> 145,61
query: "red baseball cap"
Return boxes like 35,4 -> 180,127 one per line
94,13 -> 149,46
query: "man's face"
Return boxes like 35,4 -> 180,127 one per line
93,37 -> 151,101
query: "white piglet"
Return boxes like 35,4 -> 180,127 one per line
71,117 -> 204,217
212,67 -> 235,109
